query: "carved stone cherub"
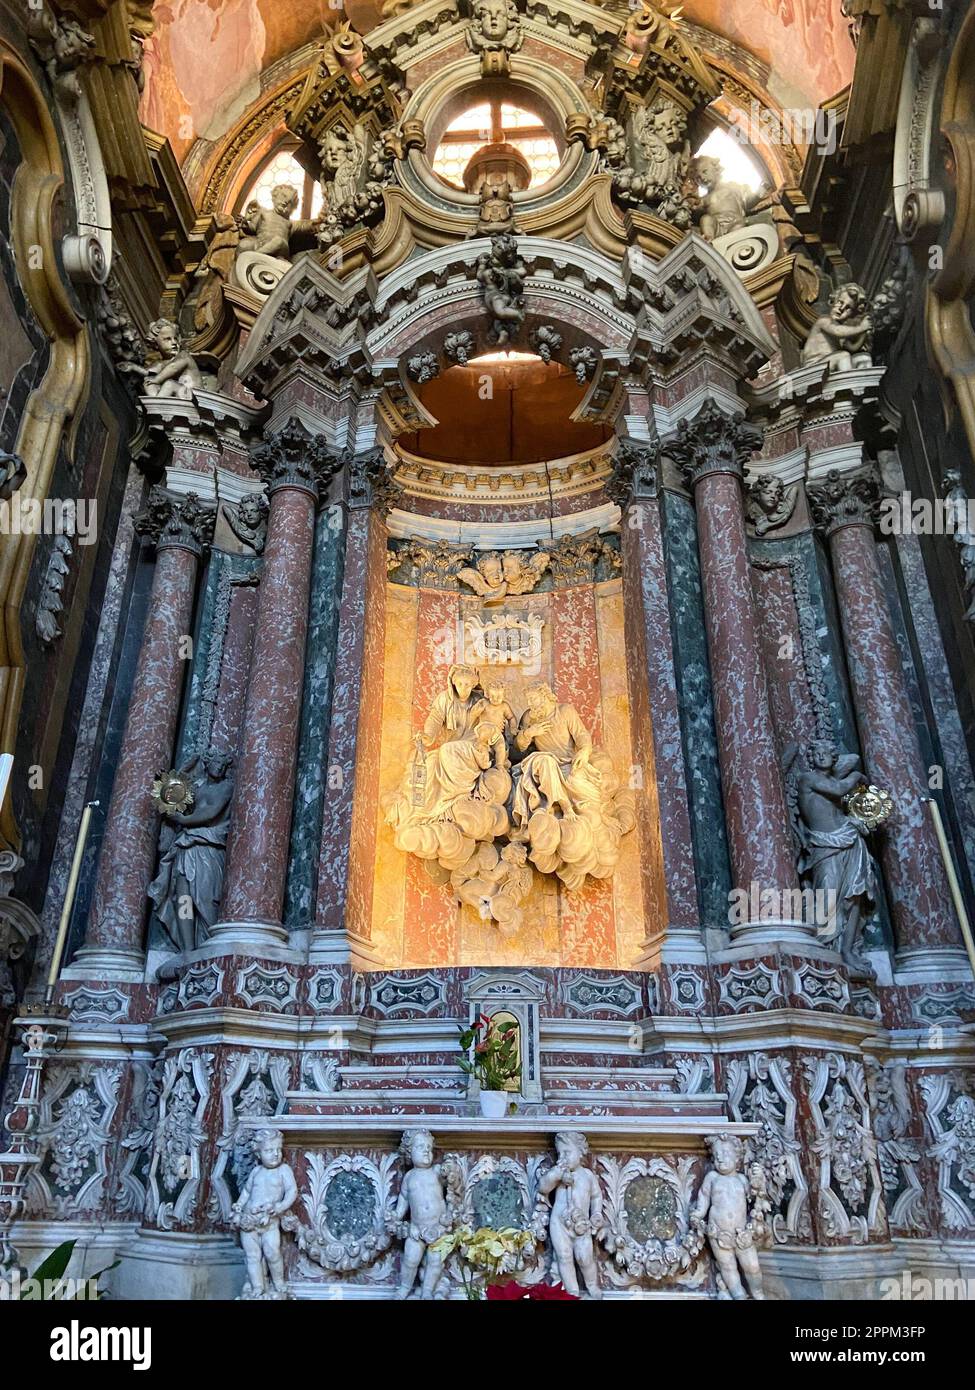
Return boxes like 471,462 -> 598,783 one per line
28,9 -> 95,106
692,1134 -> 766,1300
230,1128 -> 298,1301
692,155 -> 760,241
319,125 -> 366,216
475,233 -> 526,346
634,96 -> 690,192
801,283 -> 873,371
538,1131 -> 603,1299
745,473 -> 798,536
451,839 -> 533,932
237,185 -> 300,260
222,492 -> 269,554
457,548 -> 550,599
388,1130 -> 459,1300
141,319 -> 207,400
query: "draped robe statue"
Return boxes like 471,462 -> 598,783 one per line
384,665 -> 511,871
511,684 -> 635,890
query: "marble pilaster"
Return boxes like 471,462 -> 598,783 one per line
313,450 -> 392,965
612,441 -> 699,949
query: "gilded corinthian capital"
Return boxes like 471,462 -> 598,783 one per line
662,401 -> 764,488
134,488 -> 216,556
251,418 -> 341,497
806,468 -> 881,537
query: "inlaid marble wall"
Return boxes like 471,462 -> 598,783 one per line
370,578 -> 650,969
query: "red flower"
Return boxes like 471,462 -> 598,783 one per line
486,1280 -> 579,1301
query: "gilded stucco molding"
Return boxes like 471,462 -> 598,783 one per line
0,42 -> 91,851
926,6 -> 975,463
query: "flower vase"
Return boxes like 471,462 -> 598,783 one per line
478,1089 -> 509,1119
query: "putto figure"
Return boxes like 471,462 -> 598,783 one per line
236,184 -> 301,260
801,283 -> 873,371
692,1134 -> 767,1301
457,548 -> 550,599
475,233 -> 526,345
231,1128 -> 298,1301
692,155 -> 758,241
141,319 -> 208,400
538,1131 -> 603,1299
388,1130 -> 460,1299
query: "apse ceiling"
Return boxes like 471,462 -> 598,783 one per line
140,0 -> 856,169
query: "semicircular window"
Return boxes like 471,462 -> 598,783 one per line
432,100 -> 561,190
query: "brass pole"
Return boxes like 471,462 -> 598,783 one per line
925,797 -> 975,979
45,800 -> 98,1003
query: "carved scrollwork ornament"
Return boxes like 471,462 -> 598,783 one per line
609,438 -> 658,507
347,448 -> 399,517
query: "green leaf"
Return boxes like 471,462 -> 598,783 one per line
28,1240 -> 76,1291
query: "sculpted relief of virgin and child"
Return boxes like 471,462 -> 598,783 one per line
383,664 -> 635,931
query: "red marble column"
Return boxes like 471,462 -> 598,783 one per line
612,441 -> 698,943
808,468 -> 959,960
78,490 -> 215,975
664,403 -> 799,923
215,419 -> 336,944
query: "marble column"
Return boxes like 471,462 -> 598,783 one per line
611,440 -> 699,951
664,402 -> 801,932
808,468 -> 960,965
213,419 -> 338,947
313,449 -> 393,964
76,489 -> 215,977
